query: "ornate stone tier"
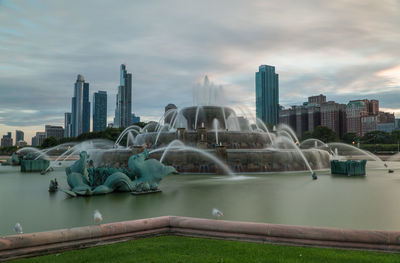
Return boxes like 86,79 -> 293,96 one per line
97,146 -> 330,174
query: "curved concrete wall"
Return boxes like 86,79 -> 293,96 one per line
1,216 -> 400,261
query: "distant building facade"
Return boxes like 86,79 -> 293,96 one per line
279,107 -> 296,130
308,94 -> 326,105
64,112 -> 72,138
346,99 -> 378,137
71,74 -> 90,137
93,91 -> 107,132
45,125 -> 64,140
32,132 -> 46,147
377,111 -> 395,133
132,113 -> 140,124
295,106 -> 308,137
279,95 -> 346,138
256,65 -> 279,125
307,105 -> 321,133
395,119 -> 400,130
1,132 -> 12,147
114,64 -> 132,128
15,130 -> 24,145
320,101 -> 347,138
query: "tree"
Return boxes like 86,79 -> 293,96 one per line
391,130 -> 400,144
341,132 -> 359,145
310,126 -> 338,143
360,131 -> 391,144
301,131 -> 313,142
41,136 -> 58,149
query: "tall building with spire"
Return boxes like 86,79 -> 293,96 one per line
255,65 -> 279,125
114,64 -> 132,128
71,74 -> 90,137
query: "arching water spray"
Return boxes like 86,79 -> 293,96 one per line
151,141 -> 234,176
213,118 -> 219,145
275,136 -> 317,179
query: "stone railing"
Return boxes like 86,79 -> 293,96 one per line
1,216 -> 400,261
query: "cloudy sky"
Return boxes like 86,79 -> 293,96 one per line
1,0 -> 399,143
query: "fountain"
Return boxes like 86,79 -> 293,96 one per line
104,76 -> 331,176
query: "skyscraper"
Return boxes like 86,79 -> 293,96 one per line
255,65 -> 279,125
64,112 -> 72,138
1,132 -> 12,147
114,64 -> 132,128
45,125 -> 64,140
93,91 -> 107,132
15,130 -> 24,145
71,74 -> 90,137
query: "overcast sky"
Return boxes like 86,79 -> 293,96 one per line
1,0 -> 400,143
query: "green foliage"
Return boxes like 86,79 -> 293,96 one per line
300,131 -> 313,141
341,132 -> 359,144
360,144 -> 399,153
40,136 -> 58,149
0,146 -> 18,155
360,131 -> 392,144
49,126 -> 147,148
134,122 -> 147,128
301,126 -> 338,143
11,236 -> 400,263
390,130 -> 400,143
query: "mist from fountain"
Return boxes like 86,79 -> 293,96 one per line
32,143 -> 78,160
44,139 -> 114,172
300,139 -> 327,149
274,136 -> 315,177
157,139 -> 185,163
276,130 -> 294,142
213,118 -> 219,145
151,140 -> 234,176
256,118 -> 274,145
156,109 -> 177,132
277,124 -> 299,143
16,147 -> 51,160
126,131 -> 136,147
114,126 -> 141,147
194,106 -> 202,130
154,125 -> 170,146
325,142 -> 387,168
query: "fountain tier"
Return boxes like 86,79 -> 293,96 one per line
108,106 -> 332,174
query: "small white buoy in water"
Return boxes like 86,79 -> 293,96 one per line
14,223 -> 23,234
94,210 -> 103,224
212,208 -> 223,219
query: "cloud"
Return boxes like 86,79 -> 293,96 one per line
0,0 -> 400,142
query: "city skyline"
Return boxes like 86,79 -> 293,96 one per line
1,0 -> 400,143
114,64 -> 132,128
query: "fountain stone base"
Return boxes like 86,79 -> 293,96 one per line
331,160 -> 367,176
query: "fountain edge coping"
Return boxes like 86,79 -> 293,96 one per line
1,216 -> 400,261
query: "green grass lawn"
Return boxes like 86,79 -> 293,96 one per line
11,235 -> 400,263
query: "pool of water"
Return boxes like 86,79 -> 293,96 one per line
1,163 -> 400,236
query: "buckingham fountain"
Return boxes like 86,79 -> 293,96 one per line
55,77 -> 332,195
